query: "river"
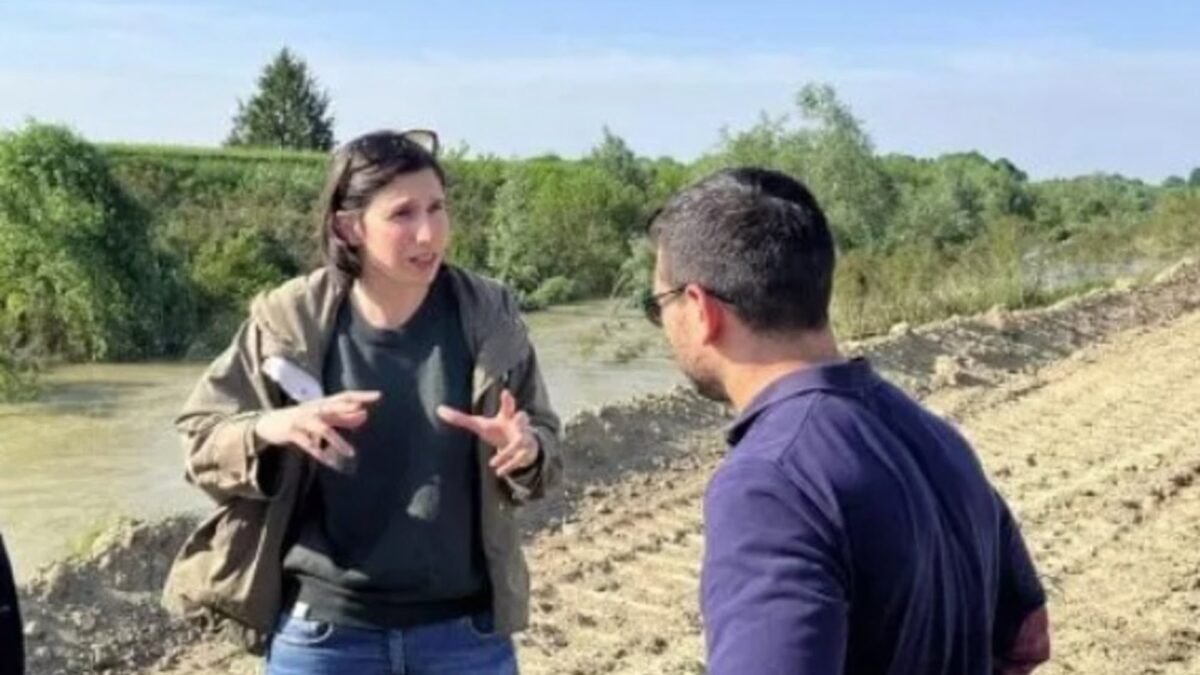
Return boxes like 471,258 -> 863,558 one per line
0,301 -> 681,582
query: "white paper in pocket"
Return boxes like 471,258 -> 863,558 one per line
263,356 -> 324,403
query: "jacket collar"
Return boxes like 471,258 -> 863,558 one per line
249,265 -> 528,380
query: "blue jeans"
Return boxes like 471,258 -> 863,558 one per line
266,609 -> 519,675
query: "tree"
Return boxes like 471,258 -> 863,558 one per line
1189,167 -> 1200,187
227,48 -> 335,151
1163,175 -> 1186,188
587,127 -> 649,192
886,152 -> 1034,247
0,124 -> 186,361
700,84 -> 898,249
488,161 -> 643,302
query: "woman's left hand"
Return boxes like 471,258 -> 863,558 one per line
437,390 -> 540,477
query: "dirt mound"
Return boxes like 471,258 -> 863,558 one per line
846,257 -> 1199,397
521,388 -> 730,536
19,516 -> 202,674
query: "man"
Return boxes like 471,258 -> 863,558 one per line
644,167 -> 1050,674
0,532 -> 24,675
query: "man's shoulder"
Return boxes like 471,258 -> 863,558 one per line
736,389 -> 870,465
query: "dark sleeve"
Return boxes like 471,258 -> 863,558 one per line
702,459 -> 848,675
0,534 -> 25,675
993,494 -> 1051,673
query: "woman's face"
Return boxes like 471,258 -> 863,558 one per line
341,168 -> 450,287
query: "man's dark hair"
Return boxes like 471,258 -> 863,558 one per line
649,167 -> 836,333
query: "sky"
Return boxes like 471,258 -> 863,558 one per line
1,1 -> 1198,180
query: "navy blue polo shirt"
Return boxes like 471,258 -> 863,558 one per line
702,359 -> 1045,674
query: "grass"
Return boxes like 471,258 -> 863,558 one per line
101,142 -> 328,165
830,198 -> 1200,338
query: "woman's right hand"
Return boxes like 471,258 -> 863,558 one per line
253,390 -> 381,471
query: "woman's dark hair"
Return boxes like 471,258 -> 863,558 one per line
316,129 -> 444,276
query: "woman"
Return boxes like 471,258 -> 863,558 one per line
164,130 -> 562,674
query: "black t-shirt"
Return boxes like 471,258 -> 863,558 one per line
283,270 -> 487,629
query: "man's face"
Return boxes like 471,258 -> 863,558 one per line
652,252 -> 730,403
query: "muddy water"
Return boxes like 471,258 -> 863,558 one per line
0,301 -> 681,581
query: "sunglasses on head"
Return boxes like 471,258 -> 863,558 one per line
342,128 -> 440,163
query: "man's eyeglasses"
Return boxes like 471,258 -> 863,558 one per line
640,286 -> 686,327
640,285 -> 734,327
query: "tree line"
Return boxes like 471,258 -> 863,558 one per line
1,49 -> 1198,400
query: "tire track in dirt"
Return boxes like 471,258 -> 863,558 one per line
520,310 -> 1200,674
518,454 -> 717,675
961,311 -> 1200,674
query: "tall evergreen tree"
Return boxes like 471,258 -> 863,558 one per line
226,48 -> 335,151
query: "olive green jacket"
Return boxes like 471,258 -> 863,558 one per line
162,266 -> 562,645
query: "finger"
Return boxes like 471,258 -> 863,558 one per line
303,420 -> 354,459
316,426 -> 356,460
332,390 -> 382,406
436,405 -> 490,436
320,407 -> 371,429
500,390 -> 517,420
288,430 -> 342,470
489,439 -> 524,469
319,399 -> 373,415
494,447 -> 536,477
513,411 -> 530,430
295,424 -> 358,472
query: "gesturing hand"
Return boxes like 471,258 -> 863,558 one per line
437,390 -> 540,477
253,390 -> 381,472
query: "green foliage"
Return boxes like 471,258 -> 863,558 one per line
645,157 -> 691,207
488,160 -> 643,299
1030,174 -> 1156,236
1190,167 -> 1200,187
443,151 -> 507,273
527,276 -> 581,309
831,217 -> 1039,337
885,152 -> 1034,247
0,124 -> 187,364
227,48 -> 335,151
0,356 -> 39,402
5,82 -> 1197,396
191,227 -> 300,314
587,127 -> 650,193
699,84 -> 896,248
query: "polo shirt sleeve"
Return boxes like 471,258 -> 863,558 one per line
993,493 -> 1051,670
702,457 -> 849,675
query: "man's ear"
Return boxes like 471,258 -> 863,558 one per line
687,284 -> 725,346
333,212 -> 362,246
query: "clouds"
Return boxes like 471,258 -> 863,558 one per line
319,46 -> 1200,179
1,1 -> 1197,179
